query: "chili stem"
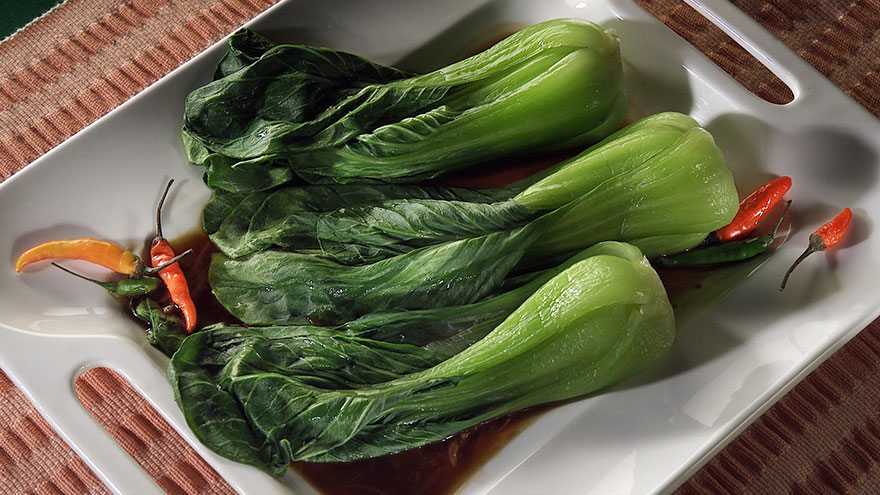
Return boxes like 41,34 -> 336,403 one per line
52,262 -> 106,284
148,249 -> 192,272
156,178 -> 173,239
779,246 -> 813,291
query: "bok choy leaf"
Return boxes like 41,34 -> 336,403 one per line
340,241 -> 648,353
203,184 -> 522,261
209,225 -> 539,325
131,298 -> 187,356
204,112 -> 738,325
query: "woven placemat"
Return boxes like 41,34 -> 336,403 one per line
1,1 -> 878,494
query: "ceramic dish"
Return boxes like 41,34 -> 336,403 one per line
1,0 -> 878,493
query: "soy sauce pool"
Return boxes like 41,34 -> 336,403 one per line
292,407 -> 547,495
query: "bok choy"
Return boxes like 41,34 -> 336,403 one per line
169,242 -> 674,475
181,18 -> 626,190
203,112 -> 737,264
207,113 -> 738,325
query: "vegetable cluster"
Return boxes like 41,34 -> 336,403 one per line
9,13 -> 842,483
160,18 -> 741,477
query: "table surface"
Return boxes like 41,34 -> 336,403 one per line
1,1 -> 878,494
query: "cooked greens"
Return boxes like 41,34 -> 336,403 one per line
182,18 -> 626,189
207,112 -> 738,325
203,112 -> 737,265
131,298 -> 187,356
526,124 -> 737,261
209,225 -> 539,325
163,16 -> 746,480
169,242 -> 674,474
203,183 -> 522,262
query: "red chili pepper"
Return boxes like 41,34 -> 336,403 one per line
717,176 -> 792,242
780,208 -> 852,291
151,179 -> 197,333
16,238 -> 188,276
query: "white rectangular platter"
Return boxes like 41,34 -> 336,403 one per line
1,0 -> 879,494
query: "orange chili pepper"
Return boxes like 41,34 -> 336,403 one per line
151,179 -> 197,333
16,238 -> 188,276
717,176 -> 792,242
780,208 -> 852,291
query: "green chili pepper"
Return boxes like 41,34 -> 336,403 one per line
52,263 -> 161,296
657,201 -> 790,267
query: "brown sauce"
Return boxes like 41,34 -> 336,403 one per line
292,406 -> 548,495
654,265 -> 712,309
434,149 -> 579,189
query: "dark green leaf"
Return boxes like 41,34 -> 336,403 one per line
204,183 -> 524,261
209,224 -> 539,325
168,324 -> 449,476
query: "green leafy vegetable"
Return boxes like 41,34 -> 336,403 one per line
203,112 -> 736,265
339,241 -> 647,354
169,242 -> 673,475
526,125 -> 738,262
182,18 -> 626,189
206,113 -> 738,323
173,18 -> 744,482
209,225 -> 539,325
167,324 -> 448,473
203,184 -> 520,261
